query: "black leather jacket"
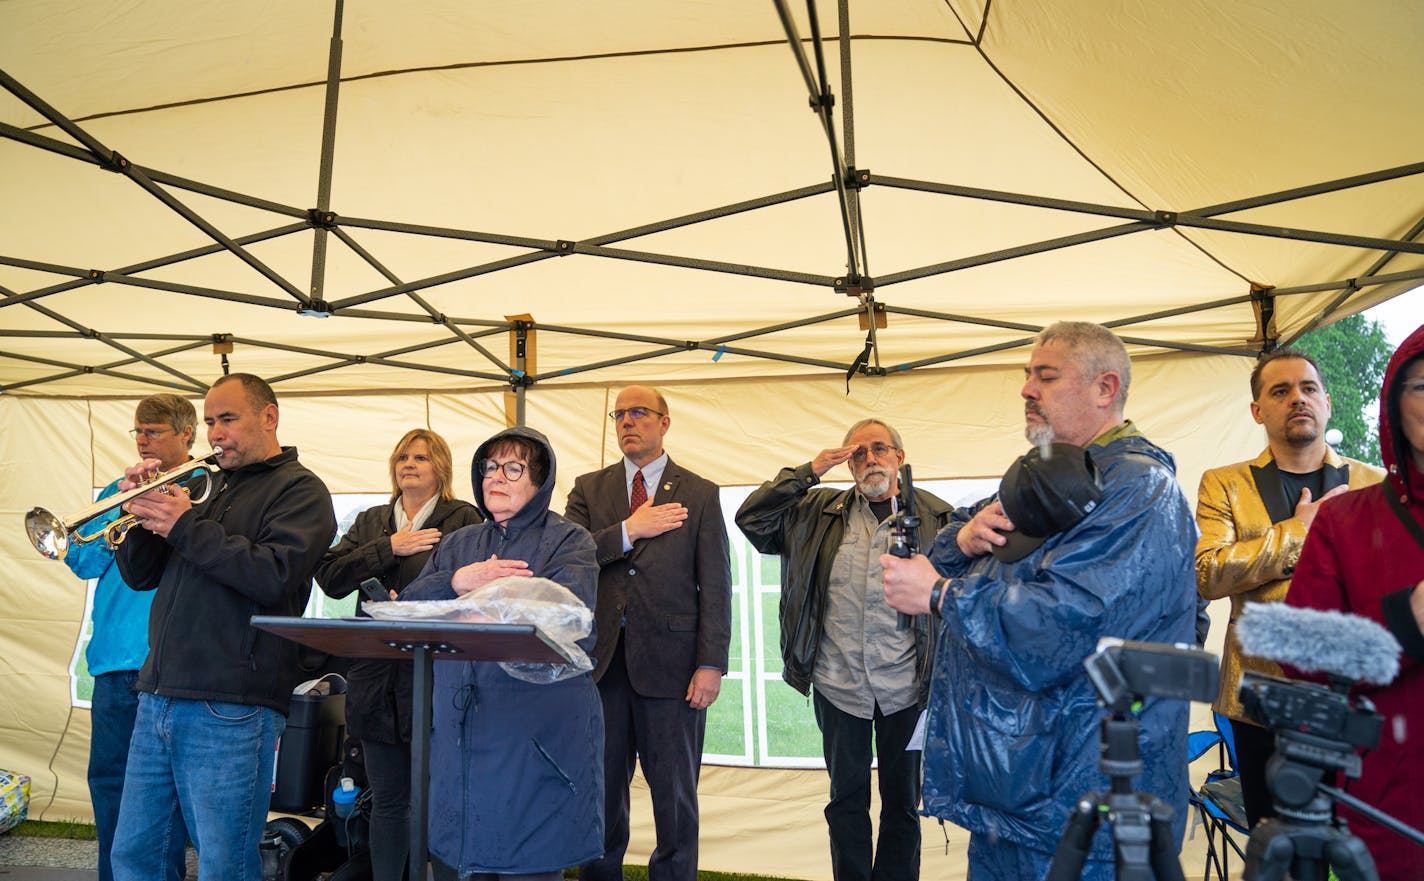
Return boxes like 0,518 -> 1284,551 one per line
314,497 -> 481,743
735,462 -> 953,705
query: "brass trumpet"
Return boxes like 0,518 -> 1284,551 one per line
25,448 -> 223,561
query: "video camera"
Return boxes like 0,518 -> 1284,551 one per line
1239,672 -> 1382,780
1084,638 -> 1219,714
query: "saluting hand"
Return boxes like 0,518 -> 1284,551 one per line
811,444 -> 858,478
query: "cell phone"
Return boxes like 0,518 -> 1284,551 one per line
358,577 -> 391,603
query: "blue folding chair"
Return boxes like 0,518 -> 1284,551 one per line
1187,712 -> 1250,881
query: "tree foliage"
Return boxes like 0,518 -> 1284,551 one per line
1290,313 -> 1392,465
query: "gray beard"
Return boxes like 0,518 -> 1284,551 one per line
1026,421 -> 1056,451
856,469 -> 893,500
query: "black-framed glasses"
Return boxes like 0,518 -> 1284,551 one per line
478,459 -> 527,481
129,427 -> 175,440
608,407 -> 664,422
850,443 -> 898,463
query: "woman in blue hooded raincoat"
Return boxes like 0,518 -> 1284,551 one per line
403,426 -> 602,880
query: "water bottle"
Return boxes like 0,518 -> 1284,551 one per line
331,776 -> 359,820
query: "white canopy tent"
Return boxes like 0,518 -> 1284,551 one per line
2,1 -> 1421,876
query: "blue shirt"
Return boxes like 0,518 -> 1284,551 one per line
63,479 -> 157,676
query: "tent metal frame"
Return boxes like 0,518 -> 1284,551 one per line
2,0 -> 1422,396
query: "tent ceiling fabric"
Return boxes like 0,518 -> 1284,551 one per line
2,0 -> 1422,396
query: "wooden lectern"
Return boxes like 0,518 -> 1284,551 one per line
251,616 -> 571,880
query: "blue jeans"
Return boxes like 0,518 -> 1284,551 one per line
89,672 -> 187,881
112,693 -> 285,881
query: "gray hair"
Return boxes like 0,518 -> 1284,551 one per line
842,418 -> 904,449
134,394 -> 198,450
1037,321 -> 1131,408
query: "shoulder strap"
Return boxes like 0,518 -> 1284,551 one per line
1384,483 -> 1424,551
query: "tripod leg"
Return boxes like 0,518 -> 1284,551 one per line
1324,834 -> 1379,881
1149,801 -> 1186,881
1047,794 -> 1102,881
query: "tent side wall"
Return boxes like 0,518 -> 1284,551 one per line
0,353 -> 1259,874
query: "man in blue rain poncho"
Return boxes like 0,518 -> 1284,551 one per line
883,322 -> 1198,881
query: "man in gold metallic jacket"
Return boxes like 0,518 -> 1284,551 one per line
1194,349 -> 1382,827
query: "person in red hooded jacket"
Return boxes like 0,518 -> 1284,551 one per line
1286,322 -> 1424,880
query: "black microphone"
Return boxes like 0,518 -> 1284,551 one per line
1236,603 -> 1401,686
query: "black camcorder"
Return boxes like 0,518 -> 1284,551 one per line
1239,672 -> 1382,781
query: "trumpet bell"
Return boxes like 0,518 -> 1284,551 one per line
25,507 -> 69,561
22,447 -> 221,561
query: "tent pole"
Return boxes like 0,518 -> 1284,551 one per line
309,0 -> 345,305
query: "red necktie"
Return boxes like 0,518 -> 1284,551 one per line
630,470 -> 647,511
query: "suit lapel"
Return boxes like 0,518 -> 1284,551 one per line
1249,458 -> 1294,525
655,460 -> 681,505
1251,447 -> 1352,525
603,462 -> 631,520
628,458 -> 680,562
1323,461 -> 1350,492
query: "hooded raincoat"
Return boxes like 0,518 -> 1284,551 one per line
402,427 -> 603,876
923,428 -> 1197,867
1286,324 -> 1424,881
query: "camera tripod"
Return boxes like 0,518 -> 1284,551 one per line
1045,711 -> 1185,881
1242,736 -> 1424,881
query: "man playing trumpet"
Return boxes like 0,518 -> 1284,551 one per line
64,393 -> 197,881
111,374 -> 336,881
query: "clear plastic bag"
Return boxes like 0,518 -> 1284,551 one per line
364,576 -> 593,683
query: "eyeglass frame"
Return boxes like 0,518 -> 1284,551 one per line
608,407 -> 665,422
128,426 -> 176,440
850,443 -> 900,463
477,458 -> 528,481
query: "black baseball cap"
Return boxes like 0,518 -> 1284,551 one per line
991,443 -> 1104,563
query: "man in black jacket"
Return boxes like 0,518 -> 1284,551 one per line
735,419 -> 951,881
112,374 -> 335,881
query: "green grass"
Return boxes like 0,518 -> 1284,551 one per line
563,870 -> 805,881
7,819 -> 97,840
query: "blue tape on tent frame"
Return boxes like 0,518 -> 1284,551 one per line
712,345 -> 727,362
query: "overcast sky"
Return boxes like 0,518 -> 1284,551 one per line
1365,284 -> 1422,345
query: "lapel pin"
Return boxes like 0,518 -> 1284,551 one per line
663,483 -> 671,491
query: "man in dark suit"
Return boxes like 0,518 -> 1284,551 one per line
569,385 -> 733,881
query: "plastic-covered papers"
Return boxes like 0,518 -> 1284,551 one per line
364,576 -> 593,683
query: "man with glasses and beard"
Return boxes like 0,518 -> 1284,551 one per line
736,420 -> 951,881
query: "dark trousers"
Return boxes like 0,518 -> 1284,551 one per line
812,689 -> 921,881
362,738 -> 412,881
90,671 -> 187,881
580,638 -> 705,881
431,857 -> 561,881
1233,719 -> 1277,828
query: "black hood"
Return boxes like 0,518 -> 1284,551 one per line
471,425 -> 557,530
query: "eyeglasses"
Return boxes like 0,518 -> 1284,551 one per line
608,407 -> 664,422
850,443 -> 899,463
129,427 -> 175,440
478,459 -> 527,481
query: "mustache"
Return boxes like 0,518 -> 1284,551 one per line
857,466 -> 893,486
1025,401 -> 1045,417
